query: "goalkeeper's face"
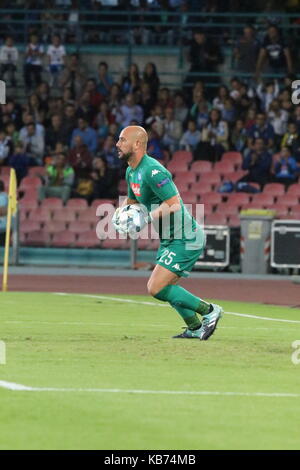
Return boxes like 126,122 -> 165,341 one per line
116,131 -> 134,161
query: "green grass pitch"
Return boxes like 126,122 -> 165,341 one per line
0,291 -> 300,450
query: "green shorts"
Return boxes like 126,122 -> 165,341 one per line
156,230 -> 206,278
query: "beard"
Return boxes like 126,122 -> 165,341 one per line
117,149 -> 133,161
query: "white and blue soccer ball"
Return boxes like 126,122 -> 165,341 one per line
114,204 -> 147,235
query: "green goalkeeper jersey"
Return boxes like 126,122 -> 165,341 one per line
126,154 -> 203,244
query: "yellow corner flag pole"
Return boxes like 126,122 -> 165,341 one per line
2,168 -> 18,292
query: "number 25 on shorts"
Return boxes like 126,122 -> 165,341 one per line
159,249 -> 176,266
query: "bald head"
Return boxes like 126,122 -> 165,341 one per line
116,125 -> 148,163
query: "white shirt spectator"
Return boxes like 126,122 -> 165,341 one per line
25,43 -> 44,66
0,45 -> 18,65
47,44 -> 66,66
0,137 -> 10,162
268,109 -> 289,136
180,129 -> 201,151
19,123 -> 45,140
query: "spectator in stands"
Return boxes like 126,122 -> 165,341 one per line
36,81 -> 50,114
161,107 -> 182,153
293,105 -> 300,134
230,118 -> 248,153
115,93 -> 143,128
68,134 -> 93,179
273,146 -> 300,186
0,180 -> 8,246
97,61 -> 113,97
26,93 -> 45,124
24,33 -> 44,92
47,34 -> 67,87
63,104 -> 77,141
187,87 -> 209,130
281,121 -> 300,159
268,99 -> 289,147
0,98 -> 23,129
221,98 -> 237,124
240,137 -> 272,186
7,142 -> 32,184
71,117 -> 98,154
157,87 -> 174,109
99,134 -> 121,185
38,152 -> 74,204
145,104 -> 164,137
108,83 -> 122,113
195,109 -> 229,162
91,156 -> 118,200
59,53 -> 86,100
20,122 -> 45,164
19,112 -> 45,141
45,114 -> 69,153
187,30 -> 222,92
246,112 -> 275,153
0,36 -> 19,87
143,62 -> 160,100
94,101 -> 114,142
147,127 -> 164,161
121,63 -> 141,95
256,25 -> 293,77
85,78 -> 103,113
136,81 -> 156,121
233,26 -> 260,80
212,85 -> 230,113
179,119 -> 201,152
173,93 -> 188,123
256,79 -> 280,112
0,131 -> 12,164
75,91 -> 95,123
5,121 -> 19,148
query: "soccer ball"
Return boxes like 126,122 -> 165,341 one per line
117,204 -> 146,235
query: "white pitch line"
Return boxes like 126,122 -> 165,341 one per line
54,293 -> 300,324
0,380 -> 299,398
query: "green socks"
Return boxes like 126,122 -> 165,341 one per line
154,285 -> 212,328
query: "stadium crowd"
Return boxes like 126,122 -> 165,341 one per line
0,2 -> 300,215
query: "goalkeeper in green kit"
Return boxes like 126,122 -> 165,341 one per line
113,125 -> 223,340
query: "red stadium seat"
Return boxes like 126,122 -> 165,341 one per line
66,198 -> 88,211
51,231 -> 76,247
77,207 -> 99,224
265,204 -> 289,218
228,215 -> 240,227
20,187 -> 39,200
0,166 -> 11,176
91,199 -> 116,209
205,213 -> 227,225
174,171 -> 197,184
68,221 -> 91,234
20,220 -> 41,234
46,221 -> 67,234
28,207 -> 52,223
41,197 -> 64,210
277,194 -> 299,207
24,230 -> 50,246
52,208 -> 77,223
27,166 -> 47,178
190,161 -> 213,174
214,161 -> 236,175
200,192 -> 223,206
287,184 -> 300,196
1,175 -> 10,191
221,170 -> 247,184
167,161 -> 189,173
198,172 -> 221,187
251,193 -> 274,206
225,193 -> 250,206
171,150 -> 193,164
19,176 -> 42,191
180,191 -> 198,204
74,230 -> 101,248
195,183 -> 213,195
263,183 -> 285,196
289,207 -> 300,219
221,151 -> 243,168
175,182 -> 189,193
217,203 -> 240,216
19,199 -> 39,211
137,238 -> 151,250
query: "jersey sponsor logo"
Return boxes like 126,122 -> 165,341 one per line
130,182 -> 141,197
156,177 -> 170,188
151,169 -> 160,176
